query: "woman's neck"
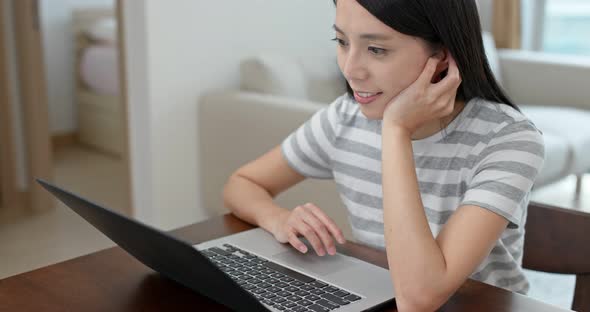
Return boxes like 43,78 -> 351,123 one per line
410,99 -> 466,140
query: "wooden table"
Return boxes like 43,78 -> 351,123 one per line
0,214 -> 569,311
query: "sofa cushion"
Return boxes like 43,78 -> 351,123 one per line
299,57 -> 347,103
534,132 -> 571,187
240,54 -> 346,103
85,17 -> 118,44
239,54 -> 308,100
520,105 -> 590,176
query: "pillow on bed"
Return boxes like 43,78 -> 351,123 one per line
80,45 -> 120,96
86,18 -> 117,44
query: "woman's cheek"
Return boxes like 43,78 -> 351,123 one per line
384,82 -> 408,99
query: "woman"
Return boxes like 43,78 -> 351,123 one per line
223,0 -> 544,310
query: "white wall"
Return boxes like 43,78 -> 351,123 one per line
40,0 -> 114,135
120,0 -> 153,224
123,1 -> 336,230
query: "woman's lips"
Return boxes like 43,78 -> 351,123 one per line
354,91 -> 383,105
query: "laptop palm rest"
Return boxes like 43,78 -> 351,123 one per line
271,249 -> 356,277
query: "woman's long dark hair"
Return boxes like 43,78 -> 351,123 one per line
334,0 -> 518,110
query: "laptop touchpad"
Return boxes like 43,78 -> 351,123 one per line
271,248 -> 356,277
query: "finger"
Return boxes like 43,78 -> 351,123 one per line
446,54 -> 461,85
304,203 -> 346,245
431,55 -> 461,98
300,207 -> 337,255
417,57 -> 439,86
287,231 -> 308,253
294,221 -> 325,256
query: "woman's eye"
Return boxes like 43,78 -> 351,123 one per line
331,37 -> 348,47
368,47 -> 387,55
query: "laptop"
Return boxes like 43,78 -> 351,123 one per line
37,179 -> 395,312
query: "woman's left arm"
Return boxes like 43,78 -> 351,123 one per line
381,57 -> 509,312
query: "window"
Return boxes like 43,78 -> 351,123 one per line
543,0 -> 590,56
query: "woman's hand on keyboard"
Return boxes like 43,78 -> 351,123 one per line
270,203 -> 346,256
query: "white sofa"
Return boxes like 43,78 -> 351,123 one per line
198,91 -> 353,237
481,33 -> 590,194
198,35 -> 590,239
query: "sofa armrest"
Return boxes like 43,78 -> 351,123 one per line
198,91 -> 353,238
498,49 -> 590,110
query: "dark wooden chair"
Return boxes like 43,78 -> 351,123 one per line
523,201 -> 590,312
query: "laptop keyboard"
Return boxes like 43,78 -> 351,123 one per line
202,243 -> 362,312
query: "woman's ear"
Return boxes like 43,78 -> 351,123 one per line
431,48 -> 450,83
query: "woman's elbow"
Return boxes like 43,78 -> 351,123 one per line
395,286 -> 450,312
222,174 -> 239,210
396,299 -> 436,312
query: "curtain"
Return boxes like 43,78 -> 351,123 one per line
493,0 -> 522,49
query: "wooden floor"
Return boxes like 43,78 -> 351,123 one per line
0,145 -> 129,279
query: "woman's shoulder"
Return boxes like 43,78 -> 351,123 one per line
469,98 -> 543,142
467,98 -> 545,163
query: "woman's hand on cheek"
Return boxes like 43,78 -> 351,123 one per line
383,55 -> 462,135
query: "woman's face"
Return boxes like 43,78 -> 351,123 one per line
335,0 -> 434,120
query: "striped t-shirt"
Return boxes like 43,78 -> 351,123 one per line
281,94 -> 545,294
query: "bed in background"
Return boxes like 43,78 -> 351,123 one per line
72,8 -> 123,156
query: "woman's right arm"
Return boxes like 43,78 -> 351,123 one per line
223,145 -> 345,256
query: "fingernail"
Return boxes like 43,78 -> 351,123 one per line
299,246 -> 307,253
329,247 -> 336,255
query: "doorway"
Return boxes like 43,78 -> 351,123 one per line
0,0 -> 132,216
41,0 -> 132,216
0,0 -> 133,279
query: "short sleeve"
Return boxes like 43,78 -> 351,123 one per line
461,120 -> 545,228
281,97 -> 343,179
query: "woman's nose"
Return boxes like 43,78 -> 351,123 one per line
342,52 -> 369,82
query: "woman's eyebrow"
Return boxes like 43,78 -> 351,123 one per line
332,24 -> 393,41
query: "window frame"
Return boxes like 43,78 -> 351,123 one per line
521,0 -> 547,52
